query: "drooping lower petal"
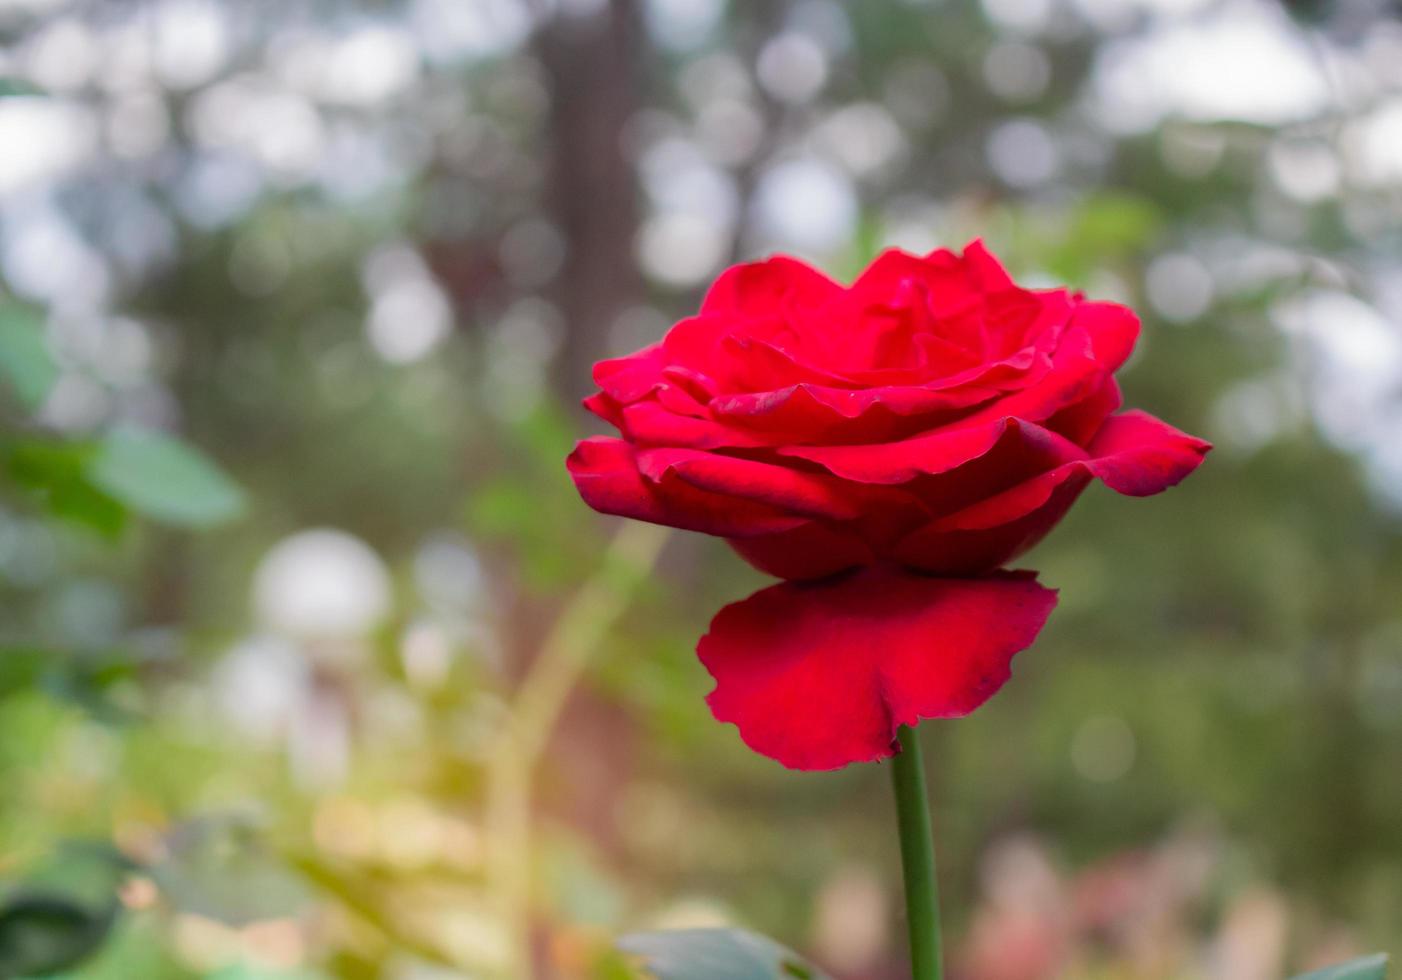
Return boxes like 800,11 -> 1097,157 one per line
697,567 -> 1058,770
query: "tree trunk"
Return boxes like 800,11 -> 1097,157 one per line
537,0 -> 646,403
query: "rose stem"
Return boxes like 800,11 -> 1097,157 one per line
891,723 -> 944,980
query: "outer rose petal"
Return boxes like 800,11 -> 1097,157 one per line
593,344 -> 668,403
698,567 -> 1058,770
783,415 -> 1087,486
582,391 -> 625,429
727,521 -> 875,580
891,473 -> 1092,575
924,411 -> 1209,533
1047,378 -> 1122,447
634,447 -> 869,522
1084,409 -> 1212,495
1075,301 -> 1140,372
619,400 -> 770,449
887,410 -> 1210,572
566,437 -> 807,537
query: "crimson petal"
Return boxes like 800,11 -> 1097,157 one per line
698,567 -> 1058,770
593,344 -> 668,403
701,255 -> 842,315
927,411 -> 1210,532
1084,409 -> 1212,495
566,437 -> 807,537
728,521 -> 876,581
634,447 -> 869,522
886,410 -> 1210,573
890,476 -> 1091,575
961,238 -> 1017,290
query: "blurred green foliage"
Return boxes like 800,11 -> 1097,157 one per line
1293,956 -> 1391,980
0,307 -> 58,411
0,0 -> 1400,978
618,928 -> 827,979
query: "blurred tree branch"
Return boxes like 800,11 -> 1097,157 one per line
487,520 -> 670,980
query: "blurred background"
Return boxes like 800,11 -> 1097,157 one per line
0,0 -> 1400,977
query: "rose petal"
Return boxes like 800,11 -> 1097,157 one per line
701,315 -> 1068,445
567,437 -> 807,537
728,522 -> 875,580
1075,301 -> 1140,372
709,381 -> 1003,440
823,277 -> 981,375
961,238 -> 1016,291
583,391 -> 625,429
928,462 -> 1090,533
782,415 -> 1087,486
884,409 -> 1210,572
593,344 -> 669,403
620,400 -> 769,449
635,447 -> 870,522
978,288 -> 1062,361
1084,409 -> 1212,495
778,327 -> 1106,483
718,331 -> 868,392
849,248 -> 969,312
1046,378 -> 1122,446
701,255 -> 842,316
890,477 -> 1091,575
665,313 -> 860,394
926,411 -> 1210,532
698,567 -> 1058,770
644,320 -> 1076,457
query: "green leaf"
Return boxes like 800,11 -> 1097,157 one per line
0,648 -> 47,698
87,427 -> 246,528
0,647 -> 146,722
1292,954 -> 1389,980
202,966 -> 325,980
151,816 -> 307,927
1069,193 -> 1162,256
0,306 -> 58,409
0,78 -> 44,98
0,844 -> 130,979
4,440 -> 128,537
618,929 -> 829,980
0,893 -> 118,978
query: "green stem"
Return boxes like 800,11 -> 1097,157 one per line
890,724 -> 943,980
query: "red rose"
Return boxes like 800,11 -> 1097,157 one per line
568,241 -> 1209,770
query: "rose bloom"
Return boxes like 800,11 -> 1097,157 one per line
568,242 -> 1209,770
